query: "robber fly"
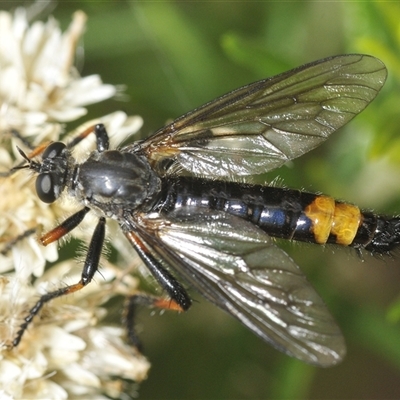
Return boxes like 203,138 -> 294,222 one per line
10,54 -> 392,367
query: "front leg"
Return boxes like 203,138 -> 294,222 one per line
67,123 -> 110,153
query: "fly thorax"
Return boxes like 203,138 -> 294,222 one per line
72,150 -> 161,218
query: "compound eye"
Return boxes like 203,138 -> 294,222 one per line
36,173 -> 58,203
42,142 -> 66,159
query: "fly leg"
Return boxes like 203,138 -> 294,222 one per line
10,125 -> 111,347
1,207 -> 90,257
124,294 -> 188,350
3,124 -> 110,178
39,207 -> 90,245
0,228 -> 37,256
123,230 -> 192,349
67,123 -> 109,152
12,216 -> 104,347
8,129 -> 35,150
124,230 -> 192,310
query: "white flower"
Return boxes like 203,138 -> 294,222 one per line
0,4 -> 150,398
0,7 -> 115,137
0,112 -> 148,398
0,262 -> 150,399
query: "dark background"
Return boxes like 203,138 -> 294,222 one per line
5,2 -> 400,399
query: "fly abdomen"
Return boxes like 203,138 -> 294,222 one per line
360,215 -> 400,254
295,195 -> 400,254
160,177 -> 400,254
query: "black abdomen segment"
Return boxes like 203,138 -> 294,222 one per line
158,177 -> 400,254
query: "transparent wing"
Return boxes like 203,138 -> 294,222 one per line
130,54 -> 386,181
135,208 -> 346,367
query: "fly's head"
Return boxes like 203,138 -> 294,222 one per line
17,142 -> 70,204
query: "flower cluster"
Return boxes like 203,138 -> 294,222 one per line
0,4 -> 150,399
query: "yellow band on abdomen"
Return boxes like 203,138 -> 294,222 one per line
304,196 -> 335,244
331,203 -> 361,246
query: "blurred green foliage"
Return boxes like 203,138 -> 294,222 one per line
4,1 -> 400,399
